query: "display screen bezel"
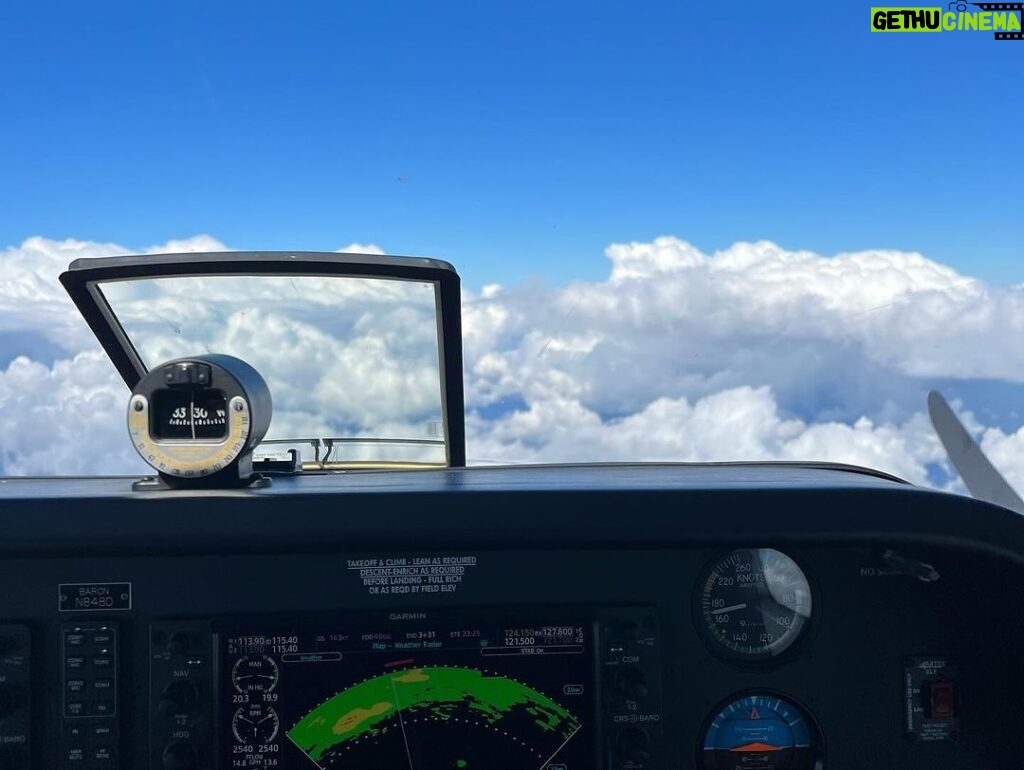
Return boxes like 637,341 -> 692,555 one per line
214,608 -> 597,770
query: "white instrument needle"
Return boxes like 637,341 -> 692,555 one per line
711,603 -> 747,615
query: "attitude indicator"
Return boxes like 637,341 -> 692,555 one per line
700,693 -> 820,770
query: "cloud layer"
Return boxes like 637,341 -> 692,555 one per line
2,234 -> 1023,495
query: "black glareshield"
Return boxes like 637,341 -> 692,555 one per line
129,354 -> 273,486
59,251 -> 466,467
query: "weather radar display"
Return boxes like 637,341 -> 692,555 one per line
220,612 -> 590,769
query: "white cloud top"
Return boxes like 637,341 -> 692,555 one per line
1,233 -> 1022,497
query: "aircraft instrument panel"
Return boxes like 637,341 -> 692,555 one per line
0,465 -> 1021,770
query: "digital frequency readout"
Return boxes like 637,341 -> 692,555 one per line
219,611 -> 592,770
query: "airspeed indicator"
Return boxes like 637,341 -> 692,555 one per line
697,549 -> 812,663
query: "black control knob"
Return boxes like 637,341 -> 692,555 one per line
609,666 -> 648,703
158,680 -> 199,718
167,632 -> 190,655
604,620 -> 639,649
0,686 -> 18,719
162,741 -> 198,770
618,620 -> 640,641
615,727 -> 650,766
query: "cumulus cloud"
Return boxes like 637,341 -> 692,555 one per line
0,350 -> 144,475
0,233 -> 1022,498
337,243 -> 386,255
0,234 -> 230,366
459,236 -> 1024,489
466,386 -> 945,486
98,273 -> 445,442
979,427 -> 1024,499
463,238 -> 1024,428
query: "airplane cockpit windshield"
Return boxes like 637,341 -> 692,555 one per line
57,251 -> 467,470
100,273 -> 446,466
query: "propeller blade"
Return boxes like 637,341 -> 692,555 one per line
927,390 -> 1024,515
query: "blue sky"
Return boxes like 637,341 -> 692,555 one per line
1,0 -> 1020,290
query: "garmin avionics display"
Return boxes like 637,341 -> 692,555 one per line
219,610 -> 591,769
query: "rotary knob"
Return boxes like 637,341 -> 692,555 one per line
615,727 -> 651,766
162,741 -> 198,770
166,632 -> 190,655
158,679 -> 198,718
0,635 -> 24,656
0,686 -> 18,719
609,665 -> 648,703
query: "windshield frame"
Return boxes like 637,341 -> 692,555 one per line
59,250 -> 466,466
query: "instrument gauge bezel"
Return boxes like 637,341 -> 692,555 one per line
692,547 -> 818,668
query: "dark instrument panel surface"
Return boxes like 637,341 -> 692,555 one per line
0,464 -> 1019,769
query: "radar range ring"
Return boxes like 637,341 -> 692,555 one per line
287,665 -> 582,770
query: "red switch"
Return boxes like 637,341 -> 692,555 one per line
929,680 -> 955,719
